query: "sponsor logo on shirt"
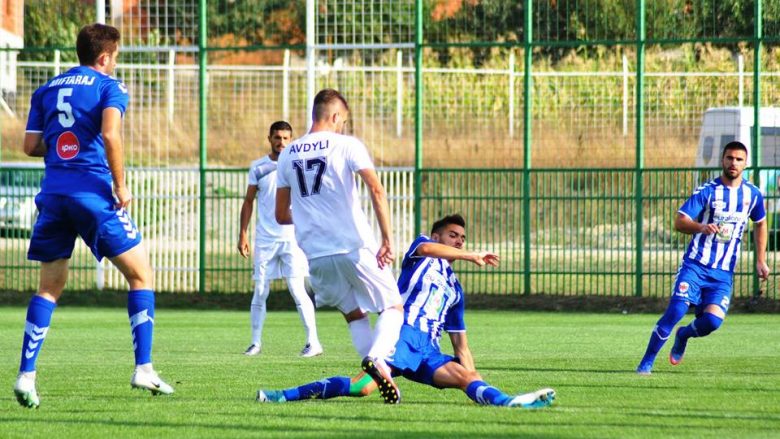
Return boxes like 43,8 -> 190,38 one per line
56,131 -> 80,160
712,200 -> 726,209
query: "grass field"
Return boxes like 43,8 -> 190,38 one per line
1,307 -> 779,438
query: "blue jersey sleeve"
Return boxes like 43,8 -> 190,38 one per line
25,88 -> 45,132
403,235 -> 431,265
443,289 -> 466,332
100,78 -> 129,115
679,184 -> 710,220
750,189 -> 766,222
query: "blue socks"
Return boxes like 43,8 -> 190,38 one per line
465,380 -> 512,406
282,376 -> 351,401
128,289 -> 155,365
679,313 -> 723,339
640,300 -> 689,363
19,296 -> 57,372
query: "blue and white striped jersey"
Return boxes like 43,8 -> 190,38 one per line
679,177 -> 765,272
396,235 -> 466,347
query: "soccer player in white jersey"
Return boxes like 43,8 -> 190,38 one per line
275,89 -> 404,402
255,214 -> 556,408
238,121 -> 322,358
637,141 -> 769,375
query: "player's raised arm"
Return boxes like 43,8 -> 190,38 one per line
357,168 -> 394,268
415,242 -> 499,268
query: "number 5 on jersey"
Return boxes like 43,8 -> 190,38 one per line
57,88 -> 75,128
293,157 -> 327,197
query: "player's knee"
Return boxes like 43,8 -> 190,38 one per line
461,370 -> 482,388
696,313 -> 724,336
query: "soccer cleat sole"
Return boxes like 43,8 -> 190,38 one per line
361,357 -> 400,404
14,389 -> 40,409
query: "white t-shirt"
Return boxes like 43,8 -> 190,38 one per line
276,131 -> 378,259
247,155 -> 295,244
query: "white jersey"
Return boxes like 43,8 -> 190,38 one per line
247,155 -> 295,244
276,131 -> 378,259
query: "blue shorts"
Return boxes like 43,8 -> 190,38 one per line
28,193 -> 142,262
387,325 -> 455,389
672,259 -> 734,315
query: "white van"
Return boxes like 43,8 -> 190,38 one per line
695,107 -> 780,249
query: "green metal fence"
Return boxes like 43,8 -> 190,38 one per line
1,1 -> 779,299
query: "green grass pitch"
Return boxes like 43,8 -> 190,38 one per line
1,307 -> 779,438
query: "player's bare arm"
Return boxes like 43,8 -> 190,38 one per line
103,107 -> 130,209
449,331 -> 476,372
237,185 -> 258,258
674,212 -> 719,235
275,187 -> 293,225
357,168 -> 394,268
753,219 -> 770,280
416,242 -> 500,267
23,133 -> 47,157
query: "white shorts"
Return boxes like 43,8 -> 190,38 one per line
308,248 -> 402,314
253,240 -> 309,281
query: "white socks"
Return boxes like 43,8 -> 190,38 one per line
348,317 -> 373,357
367,307 -> 403,360
250,280 -> 270,346
286,277 -> 320,347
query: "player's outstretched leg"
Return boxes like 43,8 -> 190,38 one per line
506,388 -> 557,409
256,376 -> 356,403
128,290 -> 174,395
465,380 -> 555,409
361,356 -> 400,404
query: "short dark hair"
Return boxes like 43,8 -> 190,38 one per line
722,140 -> 748,159
431,214 -> 466,235
312,88 -> 350,122
76,23 -> 121,66
269,121 -> 292,135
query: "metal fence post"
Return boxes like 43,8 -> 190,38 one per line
634,0 -> 646,297
198,0 -> 208,294
509,49 -> 515,139
283,49 -> 290,121
397,49 -> 403,138
167,49 -> 175,123
522,1 -> 533,295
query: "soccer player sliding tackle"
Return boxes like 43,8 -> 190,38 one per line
256,214 -> 556,408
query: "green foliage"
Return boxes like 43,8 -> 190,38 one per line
21,0 -> 93,61
207,0 -> 305,46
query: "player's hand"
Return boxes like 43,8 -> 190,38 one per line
756,261 -> 770,281
472,252 -> 500,267
376,242 -> 394,269
237,235 -> 250,258
699,223 -> 720,235
114,185 -> 133,209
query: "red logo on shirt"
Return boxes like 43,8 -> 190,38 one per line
56,131 -> 80,160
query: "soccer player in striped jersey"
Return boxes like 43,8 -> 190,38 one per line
14,24 -> 173,409
255,214 -> 556,408
637,141 -> 769,375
